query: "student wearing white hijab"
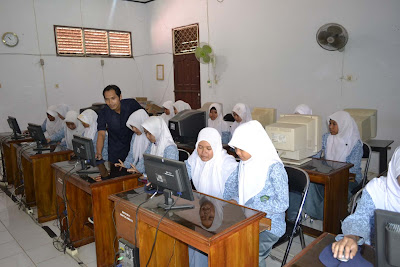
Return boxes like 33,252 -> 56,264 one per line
159,101 -> 175,124
226,120 -> 289,267
173,100 -> 191,114
78,109 -> 108,161
294,104 -> 313,115
331,146 -> 400,260
230,103 -> 252,135
47,103 -> 71,142
132,116 -> 178,174
55,104 -> 71,120
41,105 -> 64,142
60,110 -> 85,150
304,111 -> 363,220
114,109 -> 150,172
207,103 -> 231,144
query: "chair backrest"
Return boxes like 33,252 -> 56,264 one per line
351,188 -> 364,214
223,113 -> 235,122
178,149 -> 190,162
361,142 -> 372,188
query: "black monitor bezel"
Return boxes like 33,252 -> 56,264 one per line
7,116 -> 22,137
27,123 -> 47,145
375,209 -> 400,267
72,135 -> 96,168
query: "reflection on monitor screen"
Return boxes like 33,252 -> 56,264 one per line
265,114 -> 322,164
251,108 -> 276,127
375,209 -> 400,267
169,110 -> 206,144
344,108 -> 377,141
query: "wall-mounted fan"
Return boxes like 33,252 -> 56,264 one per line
195,42 -> 215,64
316,23 -> 348,51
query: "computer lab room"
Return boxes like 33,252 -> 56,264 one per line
1,0 -> 399,266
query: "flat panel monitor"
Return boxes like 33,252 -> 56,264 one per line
375,209 -> 400,267
72,135 -> 99,174
144,153 -> 194,210
7,116 -> 22,140
265,114 -> 322,165
251,107 -> 277,127
27,123 -> 50,153
344,108 -> 377,141
169,110 -> 206,144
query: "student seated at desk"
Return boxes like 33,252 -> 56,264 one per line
294,104 -> 313,115
226,120 -> 289,267
60,110 -> 85,150
230,103 -> 252,135
159,100 -> 175,124
129,116 -> 178,174
330,146 -> 400,261
304,111 -> 362,220
173,100 -> 191,114
78,109 -> 108,161
40,105 -> 64,142
185,127 -> 238,266
114,109 -> 150,171
207,103 -> 231,144
44,104 -> 71,143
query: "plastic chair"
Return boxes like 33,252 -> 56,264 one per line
350,188 -> 363,214
273,166 -> 310,266
223,113 -> 235,122
178,149 -> 190,162
351,142 -> 372,195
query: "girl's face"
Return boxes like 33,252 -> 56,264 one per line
209,109 -> 218,121
144,128 -> 156,143
197,140 -> 214,162
329,119 -> 339,135
235,147 -> 252,161
58,113 -> 65,120
47,113 -> 55,121
131,126 -> 142,136
233,112 -> 242,123
164,108 -> 170,115
66,122 -> 76,130
173,107 -> 178,115
81,121 -> 90,128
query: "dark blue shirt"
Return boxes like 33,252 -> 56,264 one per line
97,98 -> 143,163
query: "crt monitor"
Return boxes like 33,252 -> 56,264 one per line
343,108 -> 377,141
27,123 -> 49,152
7,116 -> 22,140
265,114 -> 322,165
143,154 -> 194,210
169,110 -> 206,144
71,135 -> 99,174
375,209 -> 400,267
251,107 -> 277,127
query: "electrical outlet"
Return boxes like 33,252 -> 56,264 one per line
66,247 -> 78,257
55,84 -> 59,88
26,208 -> 33,215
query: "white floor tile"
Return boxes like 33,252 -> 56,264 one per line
36,253 -> 82,267
77,242 -> 97,264
13,229 -> 53,251
0,240 -> 24,260
86,260 -> 97,267
0,230 -> 14,245
0,221 -> 7,232
0,252 -> 35,267
25,241 -> 64,264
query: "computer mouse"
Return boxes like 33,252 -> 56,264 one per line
338,254 -> 349,262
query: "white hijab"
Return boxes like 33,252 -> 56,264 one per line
55,104 -> 71,119
366,146 -> 400,212
78,109 -> 98,140
326,111 -> 361,162
199,196 -> 225,232
294,104 -> 313,115
126,109 -> 151,165
160,101 -> 175,124
231,103 -> 252,134
188,128 -> 238,198
229,120 -> 282,205
141,116 -> 176,157
45,105 -> 63,137
173,100 -> 191,113
64,110 -> 85,149
207,103 -> 230,135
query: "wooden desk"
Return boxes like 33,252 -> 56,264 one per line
293,158 -> 353,234
53,161 -> 142,267
285,232 -> 374,266
110,189 -> 268,266
15,143 -> 72,222
366,139 -> 394,175
0,133 -> 33,185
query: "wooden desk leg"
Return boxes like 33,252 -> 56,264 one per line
138,221 -> 189,267
2,144 -> 13,184
323,170 -> 349,234
209,220 -> 260,266
21,157 -> 35,207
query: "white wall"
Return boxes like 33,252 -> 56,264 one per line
0,0 -> 149,131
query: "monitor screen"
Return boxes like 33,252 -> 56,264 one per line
7,116 -> 22,139
343,109 -> 377,141
144,153 -> 194,210
251,107 -> 276,127
72,135 -> 97,172
27,123 -> 47,146
375,209 -> 400,267
169,110 -> 206,144
265,114 -> 322,164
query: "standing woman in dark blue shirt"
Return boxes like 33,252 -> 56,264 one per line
96,85 -> 143,163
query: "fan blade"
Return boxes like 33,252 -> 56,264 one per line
327,25 -> 342,35
318,31 -> 330,45
202,44 -> 212,54
331,35 -> 347,49
203,54 -> 211,63
195,47 -> 203,58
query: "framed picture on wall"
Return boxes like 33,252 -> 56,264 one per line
156,64 -> 164,80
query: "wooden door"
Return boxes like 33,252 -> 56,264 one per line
173,53 -> 201,109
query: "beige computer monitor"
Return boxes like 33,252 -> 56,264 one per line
252,108 -> 276,127
265,114 -> 322,164
344,109 -> 377,141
